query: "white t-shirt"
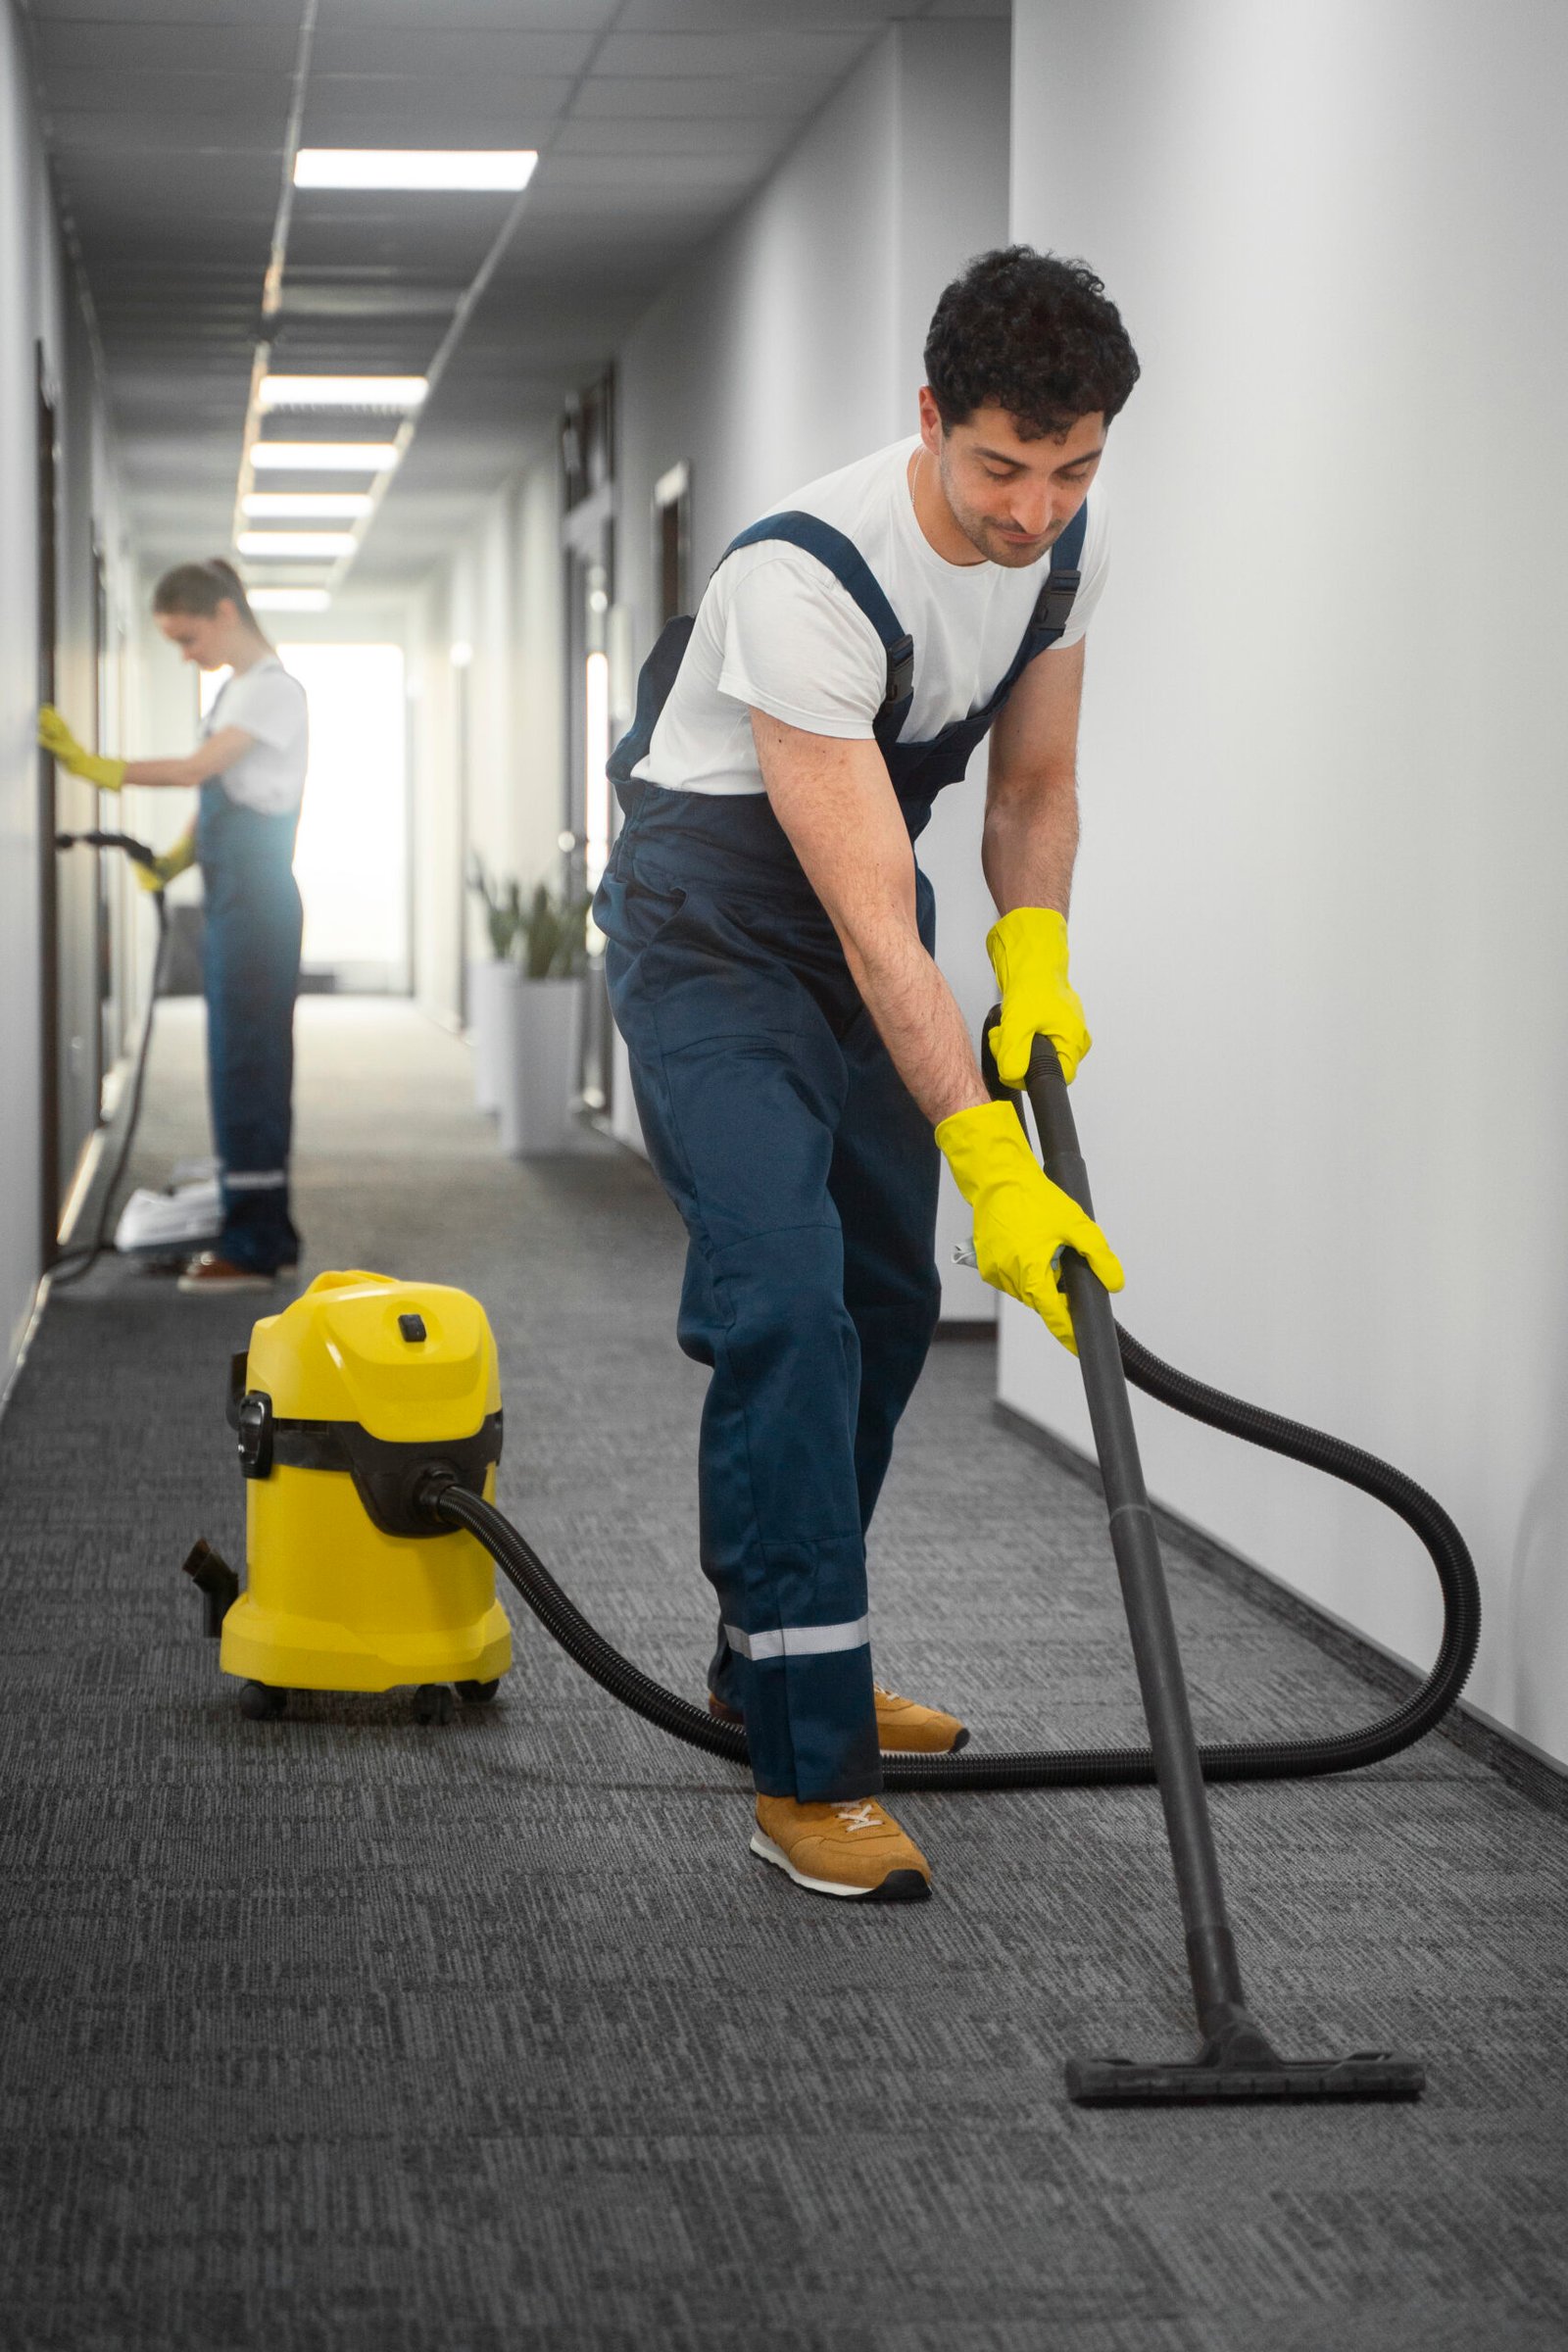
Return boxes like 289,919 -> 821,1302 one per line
633,435 -> 1109,797
201,656 -> 309,815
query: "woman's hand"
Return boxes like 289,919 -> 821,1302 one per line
38,706 -> 126,791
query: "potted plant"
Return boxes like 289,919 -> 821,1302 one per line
495,874 -> 594,1155
467,857 -> 523,1112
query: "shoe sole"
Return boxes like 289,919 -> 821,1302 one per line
176,1274 -> 275,1295
749,1831 -> 931,1903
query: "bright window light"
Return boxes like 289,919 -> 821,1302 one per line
259,376 -> 426,414
251,443 -> 399,472
248,588 -> 332,612
243,491 -> 371,519
294,148 -> 538,192
237,531 -> 358,558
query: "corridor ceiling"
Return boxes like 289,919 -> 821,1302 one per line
21,0 -> 1007,596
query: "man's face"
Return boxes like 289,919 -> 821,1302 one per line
918,391 -> 1105,568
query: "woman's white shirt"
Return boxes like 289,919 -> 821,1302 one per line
201,656 -> 309,814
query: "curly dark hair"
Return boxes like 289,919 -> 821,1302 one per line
924,247 -> 1140,439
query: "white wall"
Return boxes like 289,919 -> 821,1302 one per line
410,450 -> 566,1028
612,19 -> 1011,1315
1006,0 -> 1568,1767
0,0 -> 128,1385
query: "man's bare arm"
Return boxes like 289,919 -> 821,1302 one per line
749,710 -> 989,1126
982,638 -> 1085,916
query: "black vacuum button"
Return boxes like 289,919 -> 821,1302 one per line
398,1313 -> 427,1344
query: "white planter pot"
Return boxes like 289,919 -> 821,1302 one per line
495,971 -> 584,1156
467,956 -> 510,1114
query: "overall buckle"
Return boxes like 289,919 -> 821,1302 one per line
883,633 -> 914,709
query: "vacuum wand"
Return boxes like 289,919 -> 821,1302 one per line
1008,1030 -> 1424,2104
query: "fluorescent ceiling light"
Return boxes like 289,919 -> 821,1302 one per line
243,491 -> 371,519
259,375 -> 425,414
237,531 -> 358,558
251,442 -> 398,473
247,588 -> 332,612
295,149 -> 538,192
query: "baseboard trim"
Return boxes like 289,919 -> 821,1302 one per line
994,1397 -> 1568,1822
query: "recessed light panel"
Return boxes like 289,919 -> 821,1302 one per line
259,376 -> 426,413
247,589 -> 333,612
243,492 -> 371,519
295,149 -> 538,192
251,443 -> 399,472
237,531 -> 358,558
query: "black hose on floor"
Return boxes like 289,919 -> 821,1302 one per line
423,1341 -> 1481,1790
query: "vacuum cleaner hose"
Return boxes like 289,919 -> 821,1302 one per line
423,1339 -> 1480,1791
49,832 -> 169,1291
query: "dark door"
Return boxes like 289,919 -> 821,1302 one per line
36,349 -> 60,1267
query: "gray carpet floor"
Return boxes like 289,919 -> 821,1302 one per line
2,998 -> 1564,2352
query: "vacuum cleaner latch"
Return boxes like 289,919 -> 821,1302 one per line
235,1391 -> 275,1481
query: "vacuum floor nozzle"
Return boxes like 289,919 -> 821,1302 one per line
1065,2047 -> 1426,2106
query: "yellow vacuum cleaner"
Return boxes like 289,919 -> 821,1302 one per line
185,1200 -> 1480,2099
183,1270 -> 510,1725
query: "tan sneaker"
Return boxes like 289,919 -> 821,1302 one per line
710,1682 -> 967,1755
751,1794 -> 932,1902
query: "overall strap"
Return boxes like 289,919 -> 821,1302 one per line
999,499 -> 1091,696
718,512 -> 914,719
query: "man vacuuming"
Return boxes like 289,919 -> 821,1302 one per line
596,247 -> 1141,1901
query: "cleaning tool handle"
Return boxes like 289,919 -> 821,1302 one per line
987,1017 -> 1254,2038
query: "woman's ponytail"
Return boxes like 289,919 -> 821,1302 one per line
152,556 -> 267,637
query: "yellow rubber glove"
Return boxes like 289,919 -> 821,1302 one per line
134,835 -> 197,893
986,906 -> 1091,1087
937,1098 -> 1123,1354
37,705 -> 125,791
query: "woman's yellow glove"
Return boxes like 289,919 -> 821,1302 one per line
937,1098 -> 1123,1355
986,905 -> 1090,1086
37,705 -> 125,791
134,836 -> 197,893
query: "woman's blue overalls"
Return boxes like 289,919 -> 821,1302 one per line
196,780 -> 304,1273
594,505 -> 1086,1799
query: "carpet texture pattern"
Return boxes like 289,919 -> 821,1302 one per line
1,1000 -> 1564,2351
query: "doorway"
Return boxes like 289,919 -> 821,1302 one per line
280,642 -> 411,993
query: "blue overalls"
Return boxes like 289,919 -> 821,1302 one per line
594,505 -> 1086,1800
196,780 -> 304,1274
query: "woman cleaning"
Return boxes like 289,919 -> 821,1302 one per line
39,557 -> 308,1294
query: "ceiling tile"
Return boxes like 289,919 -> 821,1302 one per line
37,69 -> 296,119
308,27 -> 595,75
572,74 -> 841,121
612,0 -> 905,25
593,30 -> 871,77
26,0 -> 304,21
549,115 -> 788,159
317,0 -> 618,26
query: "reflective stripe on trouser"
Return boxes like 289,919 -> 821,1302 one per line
596,794 -> 942,1800
201,840 -> 303,1275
